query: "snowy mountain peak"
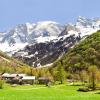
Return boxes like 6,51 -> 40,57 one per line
76,16 -> 92,28
76,16 -> 100,28
37,21 -> 59,25
0,21 -> 64,53
77,16 -> 87,20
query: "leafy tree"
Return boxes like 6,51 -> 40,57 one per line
0,80 -> 4,89
88,65 -> 99,90
80,70 -> 89,85
56,62 -> 66,84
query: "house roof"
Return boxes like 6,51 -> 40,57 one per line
22,76 -> 35,80
2,73 -> 35,80
38,77 -> 49,80
2,73 -> 26,78
2,73 -> 10,77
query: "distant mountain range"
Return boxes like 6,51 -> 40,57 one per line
0,16 -> 100,67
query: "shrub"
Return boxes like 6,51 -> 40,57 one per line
77,88 -> 92,92
0,80 -> 4,89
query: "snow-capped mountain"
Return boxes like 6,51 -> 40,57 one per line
13,34 -> 81,67
13,16 -> 100,67
0,16 -> 100,67
60,16 -> 100,38
76,16 -> 100,36
76,16 -> 100,28
0,21 -> 64,54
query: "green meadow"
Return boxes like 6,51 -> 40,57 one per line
0,84 -> 100,100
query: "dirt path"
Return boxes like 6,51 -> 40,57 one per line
0,56 -> 10,62
15,87 -> 46,91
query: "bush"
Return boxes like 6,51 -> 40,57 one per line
0,80 -> 4,89
77,88 -> 92,92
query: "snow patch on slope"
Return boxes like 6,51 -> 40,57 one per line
0,43 -> 28,55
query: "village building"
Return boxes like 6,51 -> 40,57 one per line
22,76 -> 35,84
38,77 -> 51,86
2,73 -> 35,85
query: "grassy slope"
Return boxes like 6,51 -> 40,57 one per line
0,51 -> 30,73
0,84 -> 100,100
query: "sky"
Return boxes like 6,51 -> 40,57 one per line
0,0 -> 100,31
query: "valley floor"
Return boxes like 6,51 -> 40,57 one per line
0,84 -> 100,100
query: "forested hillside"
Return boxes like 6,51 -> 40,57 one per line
52,30 -> 100,73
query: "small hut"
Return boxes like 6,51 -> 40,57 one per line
2,73 -> 35,85
38,77 -> 51,86
22,76 -> 35,84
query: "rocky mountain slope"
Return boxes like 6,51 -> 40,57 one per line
13,34 -> 81,67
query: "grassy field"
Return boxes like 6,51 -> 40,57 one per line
0,84 -> 100,100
